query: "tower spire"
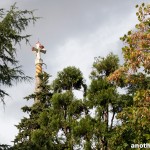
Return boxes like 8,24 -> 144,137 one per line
32,41 -> 46,103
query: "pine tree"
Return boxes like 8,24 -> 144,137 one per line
0,3 -> 38,103
51,66 -> 87,149
85,53 -> 121,150
13,72 -> 55,150
13,66 -> 87,150
108,3 -> 150,149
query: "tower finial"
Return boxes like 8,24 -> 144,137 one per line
32,41 -> 46,103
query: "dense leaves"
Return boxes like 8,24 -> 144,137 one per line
13,72 -> 55,150
108,3 -> 150,149
14,67 -> 87,150
53,66 -> 87,95
86,53 -> 120,149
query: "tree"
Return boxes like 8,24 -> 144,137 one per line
108,3 -> 150,149
13,67 -> 87,150
13,72 -> 56,150
0,3 -> 38,103
51,66 -> 87,149
85,53 -> 121,149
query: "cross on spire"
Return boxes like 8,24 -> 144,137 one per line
32,41 -> 46,103
32,41 -> 46,60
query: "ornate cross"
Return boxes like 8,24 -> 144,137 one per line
32,41 -> 46,63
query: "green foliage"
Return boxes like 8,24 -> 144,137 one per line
73,115 -> 94,149
52,91 -> 73,110
86,53 -> 120,149
91,52 -> 119,78
50,67 -> 87,149
14,67 -> 87,150
53,66 -> 87,95
0,3 -> 38,102
109,3 -> 150,149
13,72 -> 55,150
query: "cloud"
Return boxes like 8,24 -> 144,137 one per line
0,83 -> 34,144
46,11 -> 138,82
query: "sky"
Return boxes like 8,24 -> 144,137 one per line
0,0 -> 149,145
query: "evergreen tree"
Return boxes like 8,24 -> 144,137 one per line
51,66 -> 87,149
108,3 -> 150,149
84,53 -> 121,150
13,72 -> 55,150
13,67 -> 87,150
0,3 -> 38,102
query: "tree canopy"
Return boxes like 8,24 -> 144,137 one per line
108,3 -> 150,149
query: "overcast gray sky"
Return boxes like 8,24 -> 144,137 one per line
0,0 -> 149,145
